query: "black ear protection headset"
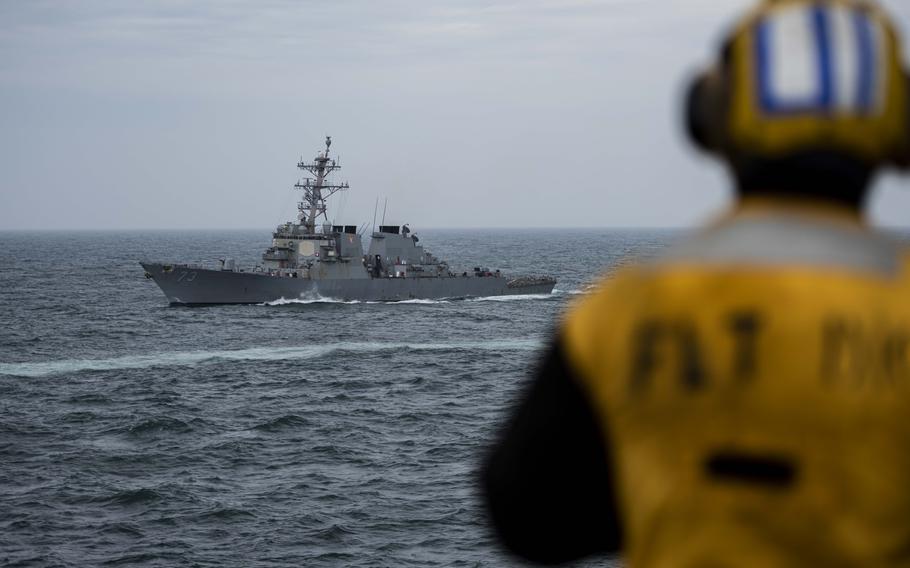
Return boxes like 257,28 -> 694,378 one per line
685,40 -> 735,158
684,0 -> 910,171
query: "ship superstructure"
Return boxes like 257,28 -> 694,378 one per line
141,137 -> 556,305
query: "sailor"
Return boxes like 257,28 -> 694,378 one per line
483,0 -> 910,565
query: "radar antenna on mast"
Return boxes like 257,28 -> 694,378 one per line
294,136 -> 349,233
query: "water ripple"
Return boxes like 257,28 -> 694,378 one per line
0,229 -> 657,567
0,339 -> 541,378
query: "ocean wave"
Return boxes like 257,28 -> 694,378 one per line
466,293 -> 556,302
252,414 -> 312,432
106,487 -> 162,506
197,507 -> 257,521
263,292 -> 558,306
313,523 -> 357,543
261,296 -> 361,306
98,522 -> 144,538
265,296 -> 454,305
0,339 -> 542,378
65,393 -> 113,405
553,285 -> 597,296
126,416 -> 196,437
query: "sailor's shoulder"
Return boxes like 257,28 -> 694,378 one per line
565,264 -> 648,316
654,213 -> 904,278
560,265 -> 648,355
900,245 -> 910,283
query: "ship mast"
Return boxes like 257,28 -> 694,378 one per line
294,136 -> 349,234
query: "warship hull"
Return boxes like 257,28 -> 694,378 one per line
141,262 -> 555,305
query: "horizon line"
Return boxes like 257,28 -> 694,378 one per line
2,224 -> 909,232
0,225 -> 698,232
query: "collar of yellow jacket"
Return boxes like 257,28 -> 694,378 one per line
714,195 -> 868,229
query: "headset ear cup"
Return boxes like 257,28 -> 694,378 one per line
685,70 -> 724,154
686,74 -> 711,152
896,70 -> 910,170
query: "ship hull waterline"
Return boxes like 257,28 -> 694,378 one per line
141,263 -> 556,305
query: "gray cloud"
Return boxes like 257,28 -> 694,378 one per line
1,0 -> 907,230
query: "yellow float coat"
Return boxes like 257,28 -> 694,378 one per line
563,202 -> 910,567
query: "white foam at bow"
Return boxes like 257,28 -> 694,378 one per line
466,293 -> 555,302
261,293 -> 362,306
263,292 -> 558,305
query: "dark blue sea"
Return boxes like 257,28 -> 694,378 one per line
0,228 -> 718,566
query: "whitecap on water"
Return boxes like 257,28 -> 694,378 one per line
466,293 -> 556,303
260,295 -> 361,306
0,339 -> 543,378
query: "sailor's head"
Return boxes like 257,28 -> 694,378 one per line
686,0 -> 910,207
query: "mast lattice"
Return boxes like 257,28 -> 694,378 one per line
294,136 -> 349,233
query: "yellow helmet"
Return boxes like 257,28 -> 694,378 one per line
687,0 -> 910,170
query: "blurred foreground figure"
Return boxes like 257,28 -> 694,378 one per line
483,0 -> 910,565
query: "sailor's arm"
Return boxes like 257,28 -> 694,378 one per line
481,334 -> 622,564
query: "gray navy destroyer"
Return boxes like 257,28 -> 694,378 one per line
141,137 -> 556,305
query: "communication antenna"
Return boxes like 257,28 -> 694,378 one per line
371,197 -> 379,234
381,198 -> 388,226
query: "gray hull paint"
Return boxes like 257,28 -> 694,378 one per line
141,263 -> 555,305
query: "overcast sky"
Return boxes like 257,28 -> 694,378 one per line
1,0 -> 908,230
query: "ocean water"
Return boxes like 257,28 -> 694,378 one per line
0,228 -> 686,566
